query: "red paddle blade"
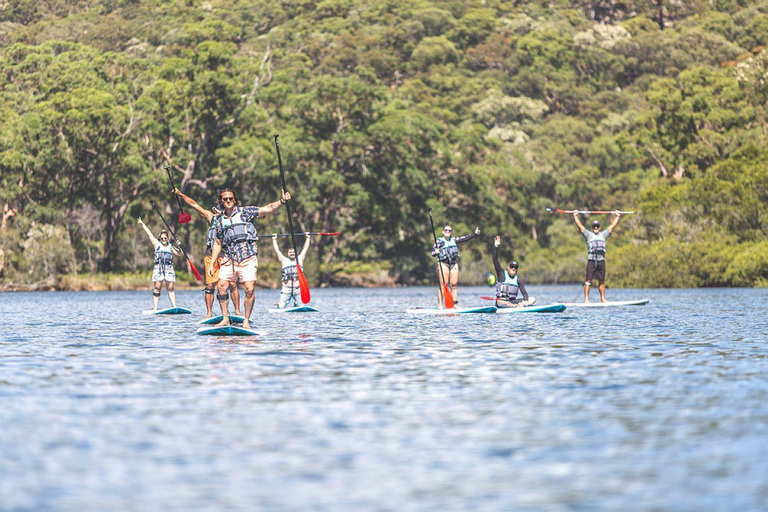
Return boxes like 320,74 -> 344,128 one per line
178,211 -> 192,223
188,257 -> 203,281
297,265 -> 311,304
480,296 -> 496,301
443,284 -> 454,309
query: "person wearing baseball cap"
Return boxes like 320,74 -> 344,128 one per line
572,211 -> 622,302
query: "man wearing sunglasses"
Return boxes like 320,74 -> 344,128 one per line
431,224 -> 481,306
208,188 -> 291,328
572,211 -> 622,303
173,187 -> 241,319
492,236 -> 535,308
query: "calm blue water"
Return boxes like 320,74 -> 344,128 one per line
1,286 -> 767,511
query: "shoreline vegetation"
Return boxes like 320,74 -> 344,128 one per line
2,1 -> 768,288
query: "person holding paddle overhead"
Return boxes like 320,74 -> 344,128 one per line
137,218 -> 182,310
172,188 -> 241,319
208,188 -> 291,328
493,236 -> 535,308
572,210 -> 622,303
272,234 -> 311,309
431,225 -> 481,306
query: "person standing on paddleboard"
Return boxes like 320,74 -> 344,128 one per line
208,188 -> 291,328
493,236 -> 535,308
572,211 -> 622,303
272,234 -> 311,309
431,225 -> 480,306
137,218 -> 182,310
173,188 -> 242,319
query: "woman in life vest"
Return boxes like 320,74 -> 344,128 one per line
272,234 -> 311,309
173,187 -> 241,319
572,211 -> 622,303
137,217 -> 182,310
493,236 -> 535,308
431,225 -> 480,306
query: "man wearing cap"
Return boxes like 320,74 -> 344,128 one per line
492,236 -> 535,308
572,211 -> 622,303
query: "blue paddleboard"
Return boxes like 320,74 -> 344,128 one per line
267,306 -> 319,313
406,306 -> 498,315
142,307 -> 192,315
199,315 -> 246,325
196,325 -> 266,336
496,303 -> 566,314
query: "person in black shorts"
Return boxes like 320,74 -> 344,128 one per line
572,211 -> 622,302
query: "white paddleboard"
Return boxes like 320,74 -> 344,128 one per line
496,303 -> 566,314
142,307 -> 193,315
406,306 -> 498,315
199,315 -> 246,325
560,299 -> 649,308
267,306 -> 319,313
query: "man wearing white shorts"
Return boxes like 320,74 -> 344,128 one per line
208,188 -> 291,328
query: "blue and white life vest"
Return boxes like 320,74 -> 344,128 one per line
281,260 -> 302,283
219,209 -> 258,249
587,237 -> 607,259
495,271 -> 519,300
205,217 -> 219,250
436,237 -> 459,263
154,243 -> 174,268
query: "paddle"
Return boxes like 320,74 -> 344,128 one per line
480,296 -> 496,301
428,209 -> 454,309
260,232 -> 340,238
274,134 -> 310,304
546,207 -> 637,214
163,164 -> 192,224
150,200 -> 202,281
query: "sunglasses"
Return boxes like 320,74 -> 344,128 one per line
443,229 -> 452,233
221,197 -> 235,202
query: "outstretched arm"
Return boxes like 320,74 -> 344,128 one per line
259,190 -> 291,217
272,237 -> 285,260
493,236 -> 504,280
298,234 -> 311,261
607,211 -> 621,234
572,212 -> 586,233
173,187 -> 213,222
137,218 -> 158,248
456,227 -> 481,244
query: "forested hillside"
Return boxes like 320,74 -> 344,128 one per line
1,0 -> 767,289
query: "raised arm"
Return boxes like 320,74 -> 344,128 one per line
272,237 -> 285,260
137,217 -> 159,248
298,234 -> 311,262
607,211 -> 622,234
173,187 -> 213,222
493,236 -> 504,279
456,227 -> 481,244
572,211 -> 586,233
258,190 -> 291,217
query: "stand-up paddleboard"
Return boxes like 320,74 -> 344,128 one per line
560,299 -> 649,308
267,306 -> 319,314
406,306 -> 498,315
496,303 -> 566,314
142,307 -> 193,315
198,315 -> 246,325
196,325 -> 266,336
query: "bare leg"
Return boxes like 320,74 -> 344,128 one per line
204,285 -> 215,318
242,281 -> 255,329
437,262 -> 449,307
599,282 -> 607,302
584,282 -> 591,303
167,282 -> 176,308
215,278 -> 232,326
448,265 -> 459,303
152,282 -> 162,309
230,283 -> 242,316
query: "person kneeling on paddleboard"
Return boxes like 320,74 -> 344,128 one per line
173,188 -> 241,320
431,225 -> 480,306
572,210 -> 622,303
208,188 -> 291,329
272,234 -> 310,309
493,236 -> 535,308
138,218 -> 182,310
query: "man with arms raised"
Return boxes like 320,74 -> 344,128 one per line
208,188 -> 290,328
572,211 -> 622,303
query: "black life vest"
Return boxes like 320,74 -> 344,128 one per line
219,210 -> 258,250
495,271 -> 519,300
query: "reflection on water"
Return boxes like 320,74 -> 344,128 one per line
1,286 -> 767,511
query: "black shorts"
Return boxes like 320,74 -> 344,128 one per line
586,260 -> 606,283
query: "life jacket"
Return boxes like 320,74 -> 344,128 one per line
495,271 -> 519,300
281,260 -> 302,283
219,209 -> 258,250
436,237 -> 459,263
205,217 -> 219,250
154,243 -> 174,268
587,237 -> 607,259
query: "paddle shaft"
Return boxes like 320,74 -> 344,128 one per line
428,209 -> 453,308
261,232 -> 340,238
164,165 -> 185,212
149,201 -> 202,281
547,207 -> 636,215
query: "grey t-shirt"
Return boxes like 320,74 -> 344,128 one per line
583,229 -> 610,261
